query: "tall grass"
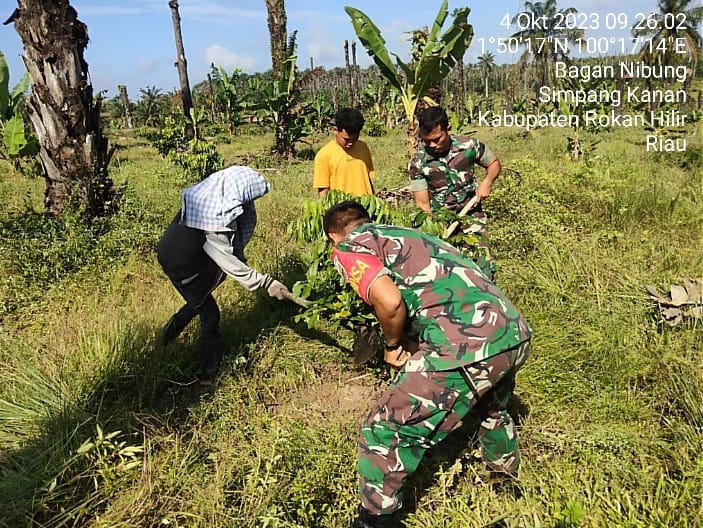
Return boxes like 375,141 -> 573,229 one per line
0,126 -> 701,527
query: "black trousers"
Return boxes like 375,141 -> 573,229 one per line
169,259 -> 226,374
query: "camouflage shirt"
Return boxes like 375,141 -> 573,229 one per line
408,135 -> 495,212
332,223 -> 532,371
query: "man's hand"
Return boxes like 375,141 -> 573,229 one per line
384,345 -> 411,368
475,179 -> 493,202
261,275 -> 310,306
266,279 -> 291,300
261,275 -> 292,300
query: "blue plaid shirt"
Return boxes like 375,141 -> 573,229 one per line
181,166 -> 270,253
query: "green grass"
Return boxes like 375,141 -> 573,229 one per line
0,123 -> 701,527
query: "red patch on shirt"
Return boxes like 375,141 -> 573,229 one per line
332,248 -> 384,304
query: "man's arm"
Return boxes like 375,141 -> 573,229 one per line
363,141 -> 376,195
367,275 -> 410,367
203,233 -> 291,300
203,232 -> 268,290
475,155 -> 501,202
413,189 -> 432,213
313,147 -> 330,197
408,154 -> 431,213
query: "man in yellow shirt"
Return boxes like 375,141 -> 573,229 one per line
313,107 -> 375,197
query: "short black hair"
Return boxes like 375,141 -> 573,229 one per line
334,107 -> 365,135
323,200 -> 371,237
418,106 -> 449,134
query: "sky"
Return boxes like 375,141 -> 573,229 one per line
0,0 -> 667,99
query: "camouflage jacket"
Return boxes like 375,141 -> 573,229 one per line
408,135 -> 495,212
332,223 -> 532,371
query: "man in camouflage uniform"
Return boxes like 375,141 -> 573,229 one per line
323,201 -> 532,528
408,106 -> 502,280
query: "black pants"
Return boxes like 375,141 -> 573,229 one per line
169,260 -> 226,375
170,294 -> 220,341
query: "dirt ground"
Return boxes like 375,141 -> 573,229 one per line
272,368 -> 386,427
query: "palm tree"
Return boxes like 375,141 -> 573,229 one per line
632,0 -> 703,73
117,85 -> 134,129
168,0 -> 194,139
511,0 -> 584,94
265,0 -> 288,80
477,51 -> 495,98
11,0 -> 117,217
134,86 -> 165,127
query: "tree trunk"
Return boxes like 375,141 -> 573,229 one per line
351,40 -> 358,107
207,72 -> 217,124
265,0 -> 287,80
12,0 -> 117,217
309,56 -> 316,99
118,84 -> 134,128
344,39 -> 353,107
168,0 -> 194,139
682,67 -> 692,114
456,56 -> 465,117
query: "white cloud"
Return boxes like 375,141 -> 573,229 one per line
307,37 -> 342,67
204,45 -> 257,72
379,17 -> 414,63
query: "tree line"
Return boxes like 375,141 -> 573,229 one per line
2,0 -> 701,219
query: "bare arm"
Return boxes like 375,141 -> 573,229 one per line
475,157 -> 501,202
318,188 -> 329,197
413,189 -> 432,213
367,275 -> 410,367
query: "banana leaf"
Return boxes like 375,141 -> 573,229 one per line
344,6 -> 402,92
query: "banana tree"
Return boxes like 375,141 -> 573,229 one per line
0,51 -> 38,172
345,0 -> 473,154
211,65 -> 244,135
244,54 -> 317,158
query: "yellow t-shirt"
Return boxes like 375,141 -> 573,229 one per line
313,139 -> 375,196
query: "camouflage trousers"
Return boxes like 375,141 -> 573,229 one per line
357,340 -> 530,515
457,210 -> 495,281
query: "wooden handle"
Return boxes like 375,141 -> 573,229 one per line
282,289 -> 310,308
443,195 -> 479,238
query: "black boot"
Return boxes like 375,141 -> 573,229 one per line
351,506 -> 397,528
198,337 -> 224,385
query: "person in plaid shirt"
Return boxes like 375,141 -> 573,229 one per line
408,106 -> 502,280
157,166 -> 292,384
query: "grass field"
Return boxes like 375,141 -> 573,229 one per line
0,121 -> 701,527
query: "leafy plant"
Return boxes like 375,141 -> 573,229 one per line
553,500 -> 587,528
74,424 -> 144,493
243,33 -> 322,158
0,50 -> 40,174
210,65 -> 245,135
288,191 -> 487,333
133,85 -> 168,128
148,109 -> 223,182
307,92 -> 335,133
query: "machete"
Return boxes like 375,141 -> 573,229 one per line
443,195 -> 479,239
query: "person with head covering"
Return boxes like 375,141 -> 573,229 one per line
157,166 -> 292,383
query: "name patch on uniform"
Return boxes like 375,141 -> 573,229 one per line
332,248 -> 384,304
